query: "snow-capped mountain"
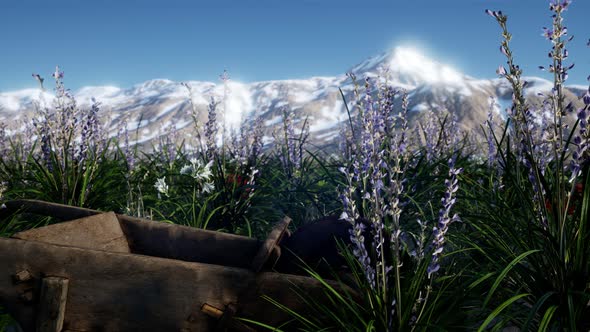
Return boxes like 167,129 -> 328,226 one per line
0,47 -> 586,150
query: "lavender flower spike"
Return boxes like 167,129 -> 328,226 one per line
204,96 -> 220,158
428,157 -> 462,278
569,94 -> 590,182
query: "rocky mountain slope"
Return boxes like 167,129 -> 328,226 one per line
0,47 -> 587,150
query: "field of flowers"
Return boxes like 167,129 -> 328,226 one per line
1,1 -> 590,331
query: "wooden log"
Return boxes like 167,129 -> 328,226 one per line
36,277 -> 69,332
0,200 -> 99,221
251,216 -> 291,272
213,303 -> 236,332
117,215 -> 261,268
237,272 -> 360,330
0,237 -> 251,331
19,289 -> 34,304
0,237 -> 352,331
2,199 -> 262,268
267,245 -> 281,269
275,214 -> 353,277
200,303 -> 256,332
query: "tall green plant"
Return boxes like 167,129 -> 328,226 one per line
462,3 -> 590,330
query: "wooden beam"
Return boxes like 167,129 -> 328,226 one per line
200,303 -> 256,332
1,199 -> 99,221
36,277 -> 69,332
251,216 -> 291,272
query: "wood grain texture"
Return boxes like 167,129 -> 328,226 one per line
36,277 -> 69,332
2,199 -> 263,269
0,200 -> 100,221
117,214 -> 262,268
0,237 -> 352,331
13,212 -> 130,254
251,216 -> 291,272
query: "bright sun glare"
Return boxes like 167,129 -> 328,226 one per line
389,46 -> 463,86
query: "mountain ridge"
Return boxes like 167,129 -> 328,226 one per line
0,47 -> 587,150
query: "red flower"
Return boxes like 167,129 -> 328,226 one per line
226,173 -> 248,187
225,173 -> 252,199
545,183 -> 585,216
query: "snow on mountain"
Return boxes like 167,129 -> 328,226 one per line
0,47 -> 587,150
350,47 -> 469,92
76,86 -> 124,106
0,89 -> 54,113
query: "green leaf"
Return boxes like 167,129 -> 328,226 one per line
482,250 -> 540,309
537,305 -> 557,332
478,293 -> 530,332
522,292 -> 555,331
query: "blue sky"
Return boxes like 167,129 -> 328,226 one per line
1,0 -> 589,91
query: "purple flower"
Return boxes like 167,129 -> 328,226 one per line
486,99 -> 498,167
283,107 -> 299,171
542,27 -> 555,40
204,96 -> 219,158
577,107 -> 586,121
32,73 -> 44,90
250,117 -> 264,164
33,117 -> 53,172
277,107 -> 307,179
120,118 -> 135,172
550,0 -> 572,11
485,9 -> 503,19
500,46 -> 509,56
52,66 -> 64,80
76,99 -> 101,165
219,69 -> 230,83
339,77 -> 413,302
428,157 -> 462,278
497,65 -> 507,76
157,124 -> 178,165
340,169 -> 375,288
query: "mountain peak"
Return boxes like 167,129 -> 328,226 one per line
350,46 -> 467,88
389,47 -> 464,85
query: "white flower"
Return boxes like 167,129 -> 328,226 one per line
201,181 -> 214,194
199,160 -> 213,180
180,164 -> 193,175
154,177 -> 169,197
181,158 -> 213,181
248,168 -> 259,179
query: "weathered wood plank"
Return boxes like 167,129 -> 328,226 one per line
36,277 -> 69,332
0,237 -> 243,331
2,200 -> 263,268
13,212 -> 130,254
251,216 -> 291,272
0,237 -> 349,331
0,237 -> 354,331
0,200 -> 99,221
237,271 -> 359,330
200,303 -> 256,332
117,215 -> 261,268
